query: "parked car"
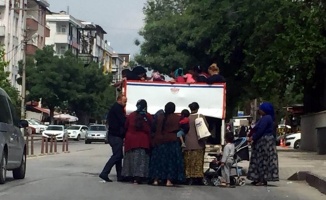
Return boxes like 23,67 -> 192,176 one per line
26,119 -> 47,134
42,125 -> 67,141
285,132 -> 301,149
0,87 -> 29,184
85,125 -> 108,144
66,125 -> 88,141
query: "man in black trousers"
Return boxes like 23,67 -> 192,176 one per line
99,94 -> 127,182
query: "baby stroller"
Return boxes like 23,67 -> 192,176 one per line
203,137 -> 249,187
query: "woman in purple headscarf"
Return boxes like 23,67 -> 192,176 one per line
247,102 -> 279,186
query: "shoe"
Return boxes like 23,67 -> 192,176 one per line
99,174 -> 113,182
181,143 -> 186,148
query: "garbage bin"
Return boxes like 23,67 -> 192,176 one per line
316,127 -> 326,155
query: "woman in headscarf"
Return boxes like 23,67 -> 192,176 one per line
247,102 -> 279,186
183,102 -> 208,185
121,99 -> 153,184
149,102 -> 185,186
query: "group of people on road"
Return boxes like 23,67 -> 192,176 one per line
99,95 -> 209,186
99,94 -> 279,187
113,63 -> 226,90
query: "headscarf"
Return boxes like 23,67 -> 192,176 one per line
164,102 -> 176,115
174,68 -> 184,78
259,102 -> 275,121
136,99 -> 147,115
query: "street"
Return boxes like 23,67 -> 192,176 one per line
0,143 -> 325,200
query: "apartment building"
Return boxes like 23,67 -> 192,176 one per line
25,0 -> 50,55
0,0 -> 26,88
45,11 -> 81,56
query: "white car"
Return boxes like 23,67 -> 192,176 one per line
66,125 -> 88,141
26,119 -> 48,134
42,125 -> 67,141
285,132 -> 301,149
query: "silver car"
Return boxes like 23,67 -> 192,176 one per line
85,125 -> 108,144
0,87 -> 29,184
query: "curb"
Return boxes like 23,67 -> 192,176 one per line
288,171 -> 326,195
241,168 -> 326,195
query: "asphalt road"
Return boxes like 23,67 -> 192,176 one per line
1,144 -> 325,200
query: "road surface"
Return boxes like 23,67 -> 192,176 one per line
1,143 -> 325,200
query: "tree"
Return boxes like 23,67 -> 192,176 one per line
0,46 -> 20,107
60,52 -> 115,124
26,46 -> 116,124
26,46 -> 64,123
136,0 -> 326,118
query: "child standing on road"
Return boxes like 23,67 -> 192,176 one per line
220,132 -> 235,188
177,109 -> 190,148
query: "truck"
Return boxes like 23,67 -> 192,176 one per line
123,81 -> 227,145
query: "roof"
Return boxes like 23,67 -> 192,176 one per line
31,106 -> 59,115
96,25 -> 107,34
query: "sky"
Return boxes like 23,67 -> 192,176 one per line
47,0 -> 147,57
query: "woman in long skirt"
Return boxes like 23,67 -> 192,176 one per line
183,102 -> 208,184
121,99 -> 152,184
247,102 -> 279,186
149,102 -> 185,186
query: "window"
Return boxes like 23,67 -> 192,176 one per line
60,46 -> 66,55
57,24 -> 67,34
0,95 -> 13,124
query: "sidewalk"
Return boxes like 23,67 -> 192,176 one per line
239,147 -> 326,195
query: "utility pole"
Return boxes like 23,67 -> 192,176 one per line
20,29 -> 27,119
20,4 -> 28,119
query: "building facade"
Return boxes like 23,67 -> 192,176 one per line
45,11 -> 81,56
0,0 -> 26,89
26,0 -> 50,56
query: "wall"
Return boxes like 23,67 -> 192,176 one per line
301,111 -> 326,151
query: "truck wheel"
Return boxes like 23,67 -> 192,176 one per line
0,152 -> 7,184
13,152 -> 26,179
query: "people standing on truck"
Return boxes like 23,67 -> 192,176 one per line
183,102 -> 208,185
99,95 -> 127,182
183,68 -> 196,84
121,99 -> 152,184
193,65 -> 208,83
206,63 -> 226,84
149,102 -> 185,186
247,102 -> 279,186
174,68 -> 186,83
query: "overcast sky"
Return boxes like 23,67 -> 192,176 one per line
47,0 -> 147,57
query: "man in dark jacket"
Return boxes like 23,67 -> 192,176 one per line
99,94 -> 127,182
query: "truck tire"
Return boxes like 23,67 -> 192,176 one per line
0,152 -> 7,184
13,152 -> 26,179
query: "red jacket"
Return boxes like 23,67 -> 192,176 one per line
124,112 -> 153,152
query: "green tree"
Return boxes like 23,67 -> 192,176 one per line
137,0 -> 326,118
26,46 -> 63,123
0,46 -> 20,107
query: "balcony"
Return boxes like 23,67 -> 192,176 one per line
0,26 -> 5,36
45,25 -> 50,37
54,34 -> 68,44
26,17 -> 38,31
26,44 -> 39,56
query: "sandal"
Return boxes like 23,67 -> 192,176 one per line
219,183 -> 230,187
152,181 -> 159,186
